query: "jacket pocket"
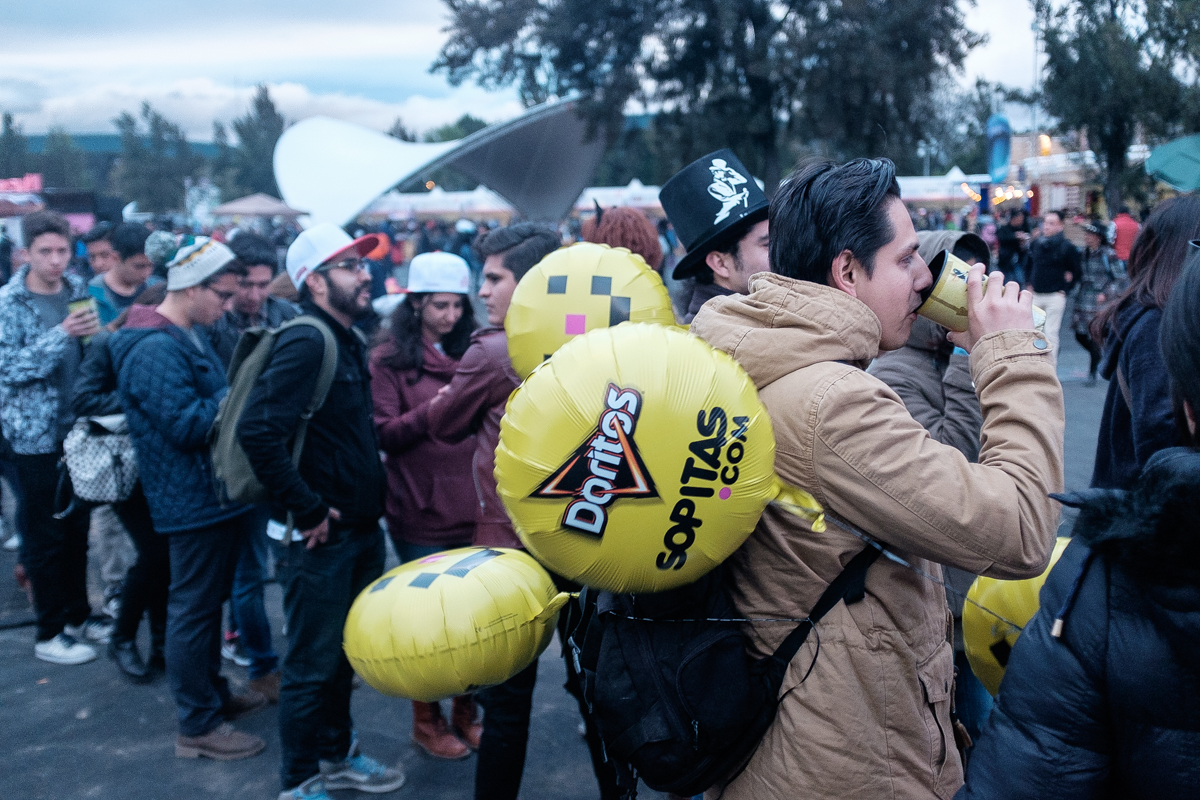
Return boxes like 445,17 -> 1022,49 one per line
916,642 -> 955,788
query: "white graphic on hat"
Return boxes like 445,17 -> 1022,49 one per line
707,159 -> 749,224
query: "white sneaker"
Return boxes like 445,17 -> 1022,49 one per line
64,617 -> 114,645
35,633 -> 98,665
3,533 -> 19,551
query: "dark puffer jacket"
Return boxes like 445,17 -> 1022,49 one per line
110,305 -> 248,533
960,447 -> 1200,799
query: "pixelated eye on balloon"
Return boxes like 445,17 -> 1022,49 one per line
546,273 -> 631,352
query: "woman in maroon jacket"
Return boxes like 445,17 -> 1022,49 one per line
370,251 -> 482,761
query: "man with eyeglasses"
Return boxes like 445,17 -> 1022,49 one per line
204,231 -> 297,705
238,224 -> 403,800
111,238 -> 269,761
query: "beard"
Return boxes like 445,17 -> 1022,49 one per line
327,277 -> 372,321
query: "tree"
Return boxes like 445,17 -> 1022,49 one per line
38,127 -> 90,189
210,121 -> 242,201
0,113 -> 30,179
111,102 -> 203,212
423,114 -> 488,143
387,117 -> 417,142
231,85 -> 286,197
1037,0 -> 1186,211
434,0 -> 982,193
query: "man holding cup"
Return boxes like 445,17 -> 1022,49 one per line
689,158 -> 1064,799
0,210 -> 108,665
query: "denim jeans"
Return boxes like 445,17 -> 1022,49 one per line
396,540 -> 470,564
277,523 -> 385,790
14,451 -> 93,641
166,512 -> 252,736
229,505 -> 278,680
955,649 -> 994,746
474,573 -> 621,800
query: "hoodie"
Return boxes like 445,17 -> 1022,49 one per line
961,447 -> 1200,799
110,305 -> 247,533
371,337 -> 477,546
1091,300 -> 1176,489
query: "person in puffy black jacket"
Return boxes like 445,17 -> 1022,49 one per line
959,242 -> 1200,799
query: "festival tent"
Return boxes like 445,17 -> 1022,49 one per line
274,98 -> 608,227
211,193 -> 306,218
1145,134 -> 1200,193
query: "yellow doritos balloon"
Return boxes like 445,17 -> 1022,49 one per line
963,536 -> 1071,697
505,242 -> 677,379
495,323 -> 825,594
343,547 -> 570,702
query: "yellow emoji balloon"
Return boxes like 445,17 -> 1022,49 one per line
963,536 -> 1071,696
505,242 -> 676,379
495,323 -> 824,594
343,547 -> 570,701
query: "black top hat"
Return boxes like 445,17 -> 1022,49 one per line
659,149 -> 769,280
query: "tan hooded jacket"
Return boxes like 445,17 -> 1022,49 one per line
691,273 -> 1064,800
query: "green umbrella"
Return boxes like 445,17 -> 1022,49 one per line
1145,134 -> 1200,192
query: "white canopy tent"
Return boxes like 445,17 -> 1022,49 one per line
274,99 -> 609,227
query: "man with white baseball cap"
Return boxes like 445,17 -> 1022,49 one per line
238,223 -> 404,799
109,237 -> 269,761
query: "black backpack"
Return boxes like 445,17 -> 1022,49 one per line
569,546 -> 879,798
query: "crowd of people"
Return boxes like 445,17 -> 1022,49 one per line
0,146 -> 1197,800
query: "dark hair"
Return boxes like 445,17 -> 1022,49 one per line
1094,195 -> 1200,343
375,293 -> 477,381
474,223 -> 560,281
110,223 -> 150,261
227,232 -> 277,272
1043,210 -> 1063,224
82,222 -> 113,245
22,210 -> 71,247
585,207 -> 663,271
1160,257 -> 1200,447
108,282 -> 168,331
769,158 -> 902,284
951,234 -> 992,267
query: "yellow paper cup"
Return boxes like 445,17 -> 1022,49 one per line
916,250 -> 1045,333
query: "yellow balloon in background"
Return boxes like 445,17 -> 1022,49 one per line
963,536 -> 1071,697
343,547 -> 570,702
506,242 -> 677,379
495,323 -> 825,594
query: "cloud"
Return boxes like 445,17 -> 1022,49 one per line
12,78 -> 523,140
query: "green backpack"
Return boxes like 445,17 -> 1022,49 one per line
210,316 -> 338,507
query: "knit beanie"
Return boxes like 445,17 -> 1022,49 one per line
166,237 -> 236,290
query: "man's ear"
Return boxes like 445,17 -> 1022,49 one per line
304,271 -> 326,300
829,249 -> 859,297
705,250 -> 734,281
15,248 -> 28,266
1186,400 -> 1196,438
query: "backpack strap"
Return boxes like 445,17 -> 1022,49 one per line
768,545 -> 881,670
280,316 -> 338,468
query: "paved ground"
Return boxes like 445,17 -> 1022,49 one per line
0,331 -> 1107,800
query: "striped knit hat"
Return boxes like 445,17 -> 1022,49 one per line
166,237 -> 236,290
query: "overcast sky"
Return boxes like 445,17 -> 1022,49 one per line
0,0 -> 1040,141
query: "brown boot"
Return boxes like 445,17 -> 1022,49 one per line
412,701 -> 470,760
222,688 -> 268,721
248,671 -> 280,704
175,722 -> 265,760
451,694 -> 483,750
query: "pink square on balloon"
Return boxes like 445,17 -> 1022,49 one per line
564,314 -> 587,335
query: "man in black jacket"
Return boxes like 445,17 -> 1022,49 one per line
1026,210 -> 1080,363
238,223 -> 404,800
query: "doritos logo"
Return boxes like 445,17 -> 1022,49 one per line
533,385 -> 657,537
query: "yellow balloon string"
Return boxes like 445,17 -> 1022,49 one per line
770,481 -> 827,533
